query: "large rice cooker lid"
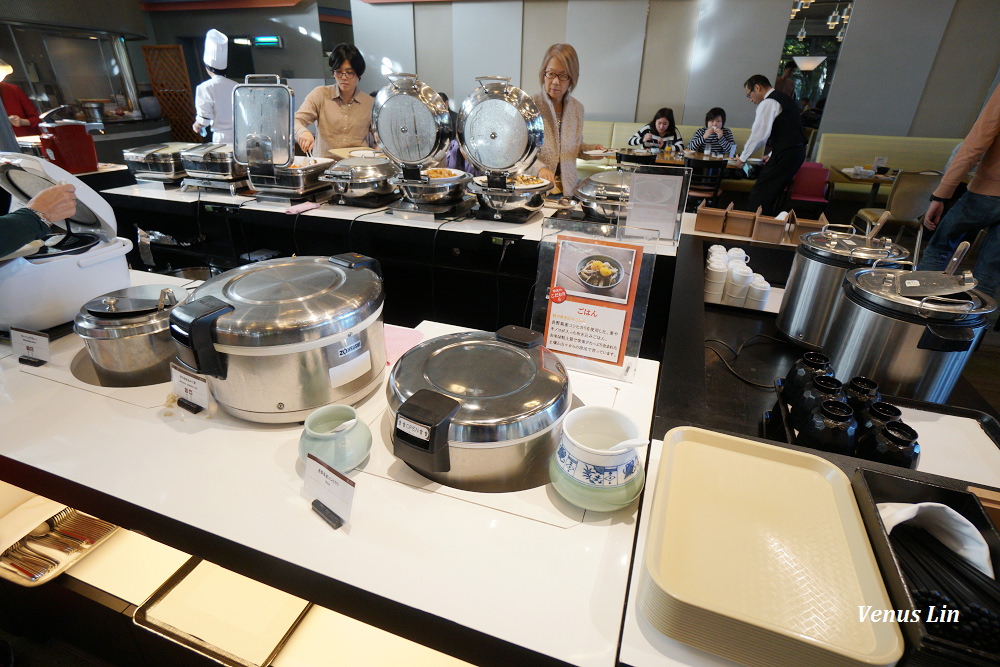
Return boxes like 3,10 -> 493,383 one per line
845,267 -> 997,319
0,159 -> 102,230
800,227 -> 909,264
232,77 -> 294,167
388,328 -> 571,446
372,74 -> 451,169
457,77 -> 543,175
186,255 -> 384,347
576,170 -> 630,203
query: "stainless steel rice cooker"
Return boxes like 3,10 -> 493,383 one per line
169,254 -> 385,423
777,225 -> 908,349
74,285 -> 180,386
823,266 -> 996,403
386,326 -> 571,492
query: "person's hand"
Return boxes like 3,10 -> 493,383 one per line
923,200 -> 945,230
297,131 -> 315,154
27,183 -> 76,223
538,167 -> 555,183
641,133 -> 653,144
8,114 -> 26,128
761,153 -> 771,164
192,120 -> 205,134
734,159 -> 745,169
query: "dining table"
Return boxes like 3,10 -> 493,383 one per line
832,165 -> 896,208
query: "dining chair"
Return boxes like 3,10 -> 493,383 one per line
785,164 -> 831,216
851,170 -> 942,264
684,156 -> 725,211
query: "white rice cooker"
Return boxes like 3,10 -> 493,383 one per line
0,153 -> 131,331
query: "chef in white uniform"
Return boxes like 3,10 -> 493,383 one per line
192,29 -> 237,144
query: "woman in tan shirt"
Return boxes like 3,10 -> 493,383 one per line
294,43 -> 373,157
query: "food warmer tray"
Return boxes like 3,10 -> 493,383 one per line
123,143 -> 199,180
248,157 -> 334,195
180,143 -> 247,180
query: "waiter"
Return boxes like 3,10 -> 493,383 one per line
735,74 -> 806,216
192,29 -> 237,144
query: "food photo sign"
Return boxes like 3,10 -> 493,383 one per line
534,220 -> 658,381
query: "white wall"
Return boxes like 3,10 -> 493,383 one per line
451,1 -> 523,104
349,0 -> 416,94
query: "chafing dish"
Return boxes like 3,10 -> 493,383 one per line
123,142 -> 198,180
180,143 -> 246,179
250,156 -> 334,195
320,156 -> 398,200
395,169 -> 472,205
576,170 -> 630,221
470,175 -> 551,217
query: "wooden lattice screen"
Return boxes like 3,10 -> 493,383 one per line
142,45 -> 200,143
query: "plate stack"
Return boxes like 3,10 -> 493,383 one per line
638,427 -> 904,667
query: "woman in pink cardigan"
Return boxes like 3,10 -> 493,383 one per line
528,44 -> 605,196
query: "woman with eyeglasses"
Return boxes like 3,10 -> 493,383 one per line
527,44 -> 605,195
628,108 -> 684,151
294,43 -> 373,156
686,107 -> 737,157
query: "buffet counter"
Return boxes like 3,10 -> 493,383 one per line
0,270 -> 660,666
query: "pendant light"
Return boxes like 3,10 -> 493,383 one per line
836,24 -> 847,42
841,2 -> 852,22
0,58 -> 12,82
801,0 -> 813,6
790,0 -> 802,19
797,17 -> 807,42
827,3 -> 841,28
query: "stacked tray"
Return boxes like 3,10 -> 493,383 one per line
637,427 -> 903,667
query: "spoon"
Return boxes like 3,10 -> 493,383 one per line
606,437 -> 649,453
330,418 -> 356,433
866,211 -> 891,240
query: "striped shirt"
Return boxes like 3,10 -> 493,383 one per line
687,126 -> 737,157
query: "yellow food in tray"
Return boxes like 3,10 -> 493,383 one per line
425,168 -> 457,179
512,174 -> 544,186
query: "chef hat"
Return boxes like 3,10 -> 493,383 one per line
203,29 -> 228,70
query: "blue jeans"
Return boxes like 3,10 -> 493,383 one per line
917,191 -> 1000,297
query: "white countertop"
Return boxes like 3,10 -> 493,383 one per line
0,275 -> 660,666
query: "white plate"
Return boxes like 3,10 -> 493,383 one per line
583,149 -> 615,157
473,175 -> 550,190
349,149 -> 378,158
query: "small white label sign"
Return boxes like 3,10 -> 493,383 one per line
11,328 -> 50,363
396,415 -> 430,441
170,362 -> 209,411
305,453 -> 356,525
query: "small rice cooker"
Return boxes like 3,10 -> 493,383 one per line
386,325 -> 571,492
169,254 -> 386,423
0,153 -> 131,332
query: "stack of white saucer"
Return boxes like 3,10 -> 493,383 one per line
704,246 -> 771,309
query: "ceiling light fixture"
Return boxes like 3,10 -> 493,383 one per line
827,3 -> 841,28
793,56 -> 827,71
841,2 -> 852,22
790,0 -> 802,19
797,17 -> 807,42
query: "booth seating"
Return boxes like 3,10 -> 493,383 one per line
815,133 -> 961,204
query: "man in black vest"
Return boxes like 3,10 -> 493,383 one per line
735,74 -> 806,216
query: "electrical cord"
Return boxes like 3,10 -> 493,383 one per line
704,344 -> 775,389
346,208 -> 384,251
429,219 -> 452,321
495,238 -> 514,329
292,211 -> 303,256
703,332 -> 788,390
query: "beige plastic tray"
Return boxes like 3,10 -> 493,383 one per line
638,427 -> 903,667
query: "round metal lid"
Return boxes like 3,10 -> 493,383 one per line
576,170 -> 630,203
74,285 -> 178,338
187,256 -> 384,347
799,226 -> 909,264
387,330 -> 571,445
372,74 -> 451,169
0,163 -> 100,228
845,267 -> 997,320
457,77 -> 542,175
324,157 -> 398,183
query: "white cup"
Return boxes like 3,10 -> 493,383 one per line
747,278 -> 771,302
720,291 -> 747,307
708,244 -> 727,255
705,279 -> 725,295
724,263 -> 753,291
705,261 -> 728,284
727,247 -> 749,263
743,295 -> 768,311
704,288 -> 724,304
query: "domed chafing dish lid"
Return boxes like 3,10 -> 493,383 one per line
457,76 -> 542,176
372,74 -> 451,170
323,156 -> 398,183
232,75 -> 294,168
576,170 -> 631,203
183,255 -> 384,347
845,267 -> 997,320
799,225 -> 909,264
386,326 -> 571,446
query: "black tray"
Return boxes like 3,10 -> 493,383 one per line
852,468 -> 1000,666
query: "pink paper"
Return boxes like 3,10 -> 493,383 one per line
285,201 -> 321,215
384,324 -> 425,365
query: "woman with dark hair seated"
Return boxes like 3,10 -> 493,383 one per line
294,43 -> 373,156
628,107 -> 683,150
687,107 -> 737,157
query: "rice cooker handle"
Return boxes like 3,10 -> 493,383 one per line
917,324 -> 975,353
393,389 -> 460,473
496,325 -> 542,348
329,253 -> 381,277
168,296 -> 234,379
